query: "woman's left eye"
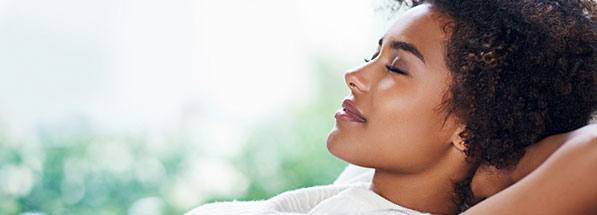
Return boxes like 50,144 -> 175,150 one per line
385,55 -> 409,75
385,65 -> 408,75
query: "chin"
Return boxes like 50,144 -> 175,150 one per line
326,127 -> 341,155
326,128 -> 354,162
326,128 -> 372,168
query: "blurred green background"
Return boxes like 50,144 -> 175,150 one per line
0,56 -> 351,214
0,0 -> 396,214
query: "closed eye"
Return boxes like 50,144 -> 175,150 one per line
364,52 -> 409,75
385,65 -> 408,75
387,55 -> 409,75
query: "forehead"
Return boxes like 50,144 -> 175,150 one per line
384,4 -> 450,65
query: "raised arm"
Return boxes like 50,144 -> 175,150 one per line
465,124 -> 597,214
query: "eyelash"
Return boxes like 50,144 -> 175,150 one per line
363,51 -> 379,63
364,51 -> 408,75
385,65 -> 407,75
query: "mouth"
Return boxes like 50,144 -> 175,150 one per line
334,99 -> 367,123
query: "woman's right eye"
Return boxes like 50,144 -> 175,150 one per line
364,51 -> 380,63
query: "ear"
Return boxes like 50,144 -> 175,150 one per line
450,124 -> 467,152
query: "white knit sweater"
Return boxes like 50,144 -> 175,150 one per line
186,182 -> 431,215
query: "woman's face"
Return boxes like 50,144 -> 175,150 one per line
326,4 -> 463,174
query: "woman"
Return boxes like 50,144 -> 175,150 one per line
190,0 -> 596,214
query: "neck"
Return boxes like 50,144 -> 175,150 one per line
370,148 -> 471,214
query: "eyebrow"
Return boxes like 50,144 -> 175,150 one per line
379,37 -> 426,63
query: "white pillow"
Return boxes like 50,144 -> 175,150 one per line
333,164 -> 375,185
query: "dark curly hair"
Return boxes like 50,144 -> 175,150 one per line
389,0 -> 596,212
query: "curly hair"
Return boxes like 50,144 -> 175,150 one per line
390,0 -> 596,212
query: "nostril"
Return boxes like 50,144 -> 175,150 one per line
345,71 -> 366,93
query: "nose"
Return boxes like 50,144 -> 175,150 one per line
344,67 -> 370,94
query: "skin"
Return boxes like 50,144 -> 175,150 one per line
327,3 -> 597,214
326,3 -> 471,214
466,124 -> 597,215
469,128 -> 585,201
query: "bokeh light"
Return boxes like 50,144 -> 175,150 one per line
0,0 -> 399,214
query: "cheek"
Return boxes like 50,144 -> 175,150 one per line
378,76 -> 395,91
367,108 -> 450,172
374,101 -> 443,143
365,87 -> 452,171
370,78 -> 436,142
328,73 -> 454,171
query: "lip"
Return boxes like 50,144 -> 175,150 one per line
335,99 -> 367,123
